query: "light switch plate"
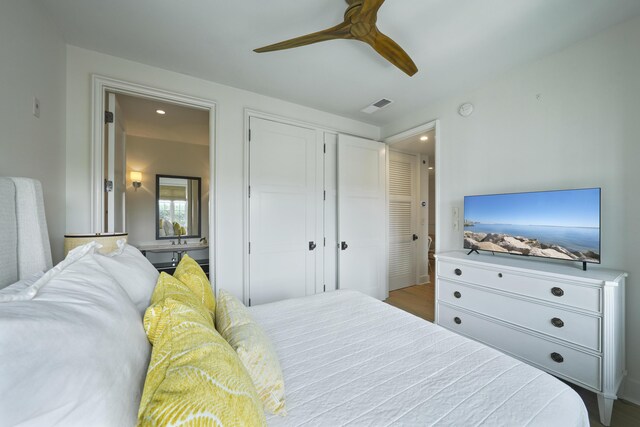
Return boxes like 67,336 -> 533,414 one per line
452,207 -> 459,231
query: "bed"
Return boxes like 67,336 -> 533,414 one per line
250,291 -> 588,426
0,177 -> 589,426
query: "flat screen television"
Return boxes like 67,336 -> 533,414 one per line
463,188 -> 601,267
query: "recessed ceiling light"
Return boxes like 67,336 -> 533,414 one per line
156,109 -> 166,115
420,135 -> 429,142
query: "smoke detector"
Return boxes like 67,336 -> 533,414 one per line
361,98 -> 394,114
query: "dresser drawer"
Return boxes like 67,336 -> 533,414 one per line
439,279 -> 601,351
438,304 -> 601,390
438,260 -> 601,312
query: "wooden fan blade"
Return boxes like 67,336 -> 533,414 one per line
362,29 -> 418,76
359,0 -> 386,19
254,22 -> 352,53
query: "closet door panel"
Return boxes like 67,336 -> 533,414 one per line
324,133 -> 338,292
249,117 -> 319,305
337,134 -> 386,300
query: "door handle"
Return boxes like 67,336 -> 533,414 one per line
309,241 -> 317,251
341,241 -> 348,251
412,234 -> 419,241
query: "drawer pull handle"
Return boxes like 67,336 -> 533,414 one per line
454,317 -> 462,325
550,352 -> 564,363
498,273 -> 503,278
551,317 -> 565,328
551,287 -> 564,297
454,291 -> 462,299
454,268 -> 462,276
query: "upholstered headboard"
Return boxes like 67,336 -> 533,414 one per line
0,178 -> 52,289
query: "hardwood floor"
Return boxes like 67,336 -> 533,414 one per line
385,279 -> 640,427
568,382 -> 640,427
385,283 -> 435,322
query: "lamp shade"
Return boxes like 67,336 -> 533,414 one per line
130,171 -> 142,183
64,233 -> 128,257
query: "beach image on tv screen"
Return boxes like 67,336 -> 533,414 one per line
463,188 -> 600,263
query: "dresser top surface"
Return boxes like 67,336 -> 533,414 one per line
437,250 -> 626,283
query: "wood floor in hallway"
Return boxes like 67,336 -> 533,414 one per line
385,282 -> 435,322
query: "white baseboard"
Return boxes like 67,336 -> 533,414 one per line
419,275 -> 430,284
621,377 -> 640,405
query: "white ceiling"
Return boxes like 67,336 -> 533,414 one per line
38,0 -> 640,126
389,129 -> 436,172
115,93 -> 209,146
390,129 -> 436,158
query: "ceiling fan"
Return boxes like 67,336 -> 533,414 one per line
254,0 -> 418,76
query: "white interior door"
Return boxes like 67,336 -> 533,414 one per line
249,117 -> 321,305
324,133 -> 338,292
105,93 -> 126,233
388,150 -> 419,291
337,134 -> 386,300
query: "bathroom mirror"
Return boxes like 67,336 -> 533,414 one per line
156,175 -> 201,240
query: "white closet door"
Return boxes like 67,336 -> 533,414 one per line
388,150 -> 419,291
324,133 -> 338,292
249,117 -> 320,305
337,134 -> 386,300
105,93 -> 126,233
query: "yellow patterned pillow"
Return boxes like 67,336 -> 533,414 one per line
146,272 -> 211,343
138,297 -> 266,426
216,287 -> 252,336
217,290 -> 287,415
150,272 -> 209,315
173,254 -> 215,316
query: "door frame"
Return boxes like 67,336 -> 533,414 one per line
384,119 -> 441,293
90,75 -> 218,286
105,92 -> 127,233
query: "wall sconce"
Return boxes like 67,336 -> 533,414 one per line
131,171 -> 142,191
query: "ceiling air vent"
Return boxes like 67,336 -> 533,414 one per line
361,98 -> 394,114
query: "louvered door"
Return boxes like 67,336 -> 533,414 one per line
388,150 -> 419,291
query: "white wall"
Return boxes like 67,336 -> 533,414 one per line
125,136 -> 210,260
0,0 -> 66,263
382,15 -> 640,403
65,45 -> 380,300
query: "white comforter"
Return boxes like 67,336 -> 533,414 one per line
249,290 -> 589,427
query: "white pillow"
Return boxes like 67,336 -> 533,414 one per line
0,271 -> 44,299
0,251 -> 150,426
93,243 -> 159,315
0,241 -> 98,302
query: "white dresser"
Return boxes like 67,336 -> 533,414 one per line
435,251 -> 626,426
